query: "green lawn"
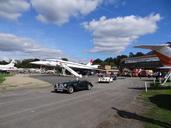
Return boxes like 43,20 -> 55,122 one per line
141,86 -> 171,128
0,73 -> 11,84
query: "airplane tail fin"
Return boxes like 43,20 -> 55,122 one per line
86,59 -> 93,66
8,59 -> 15,67
135,44 -> 171,66
155,52 -> 171,66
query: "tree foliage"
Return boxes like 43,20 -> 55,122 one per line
16,59 -> 40,68
129,52 -> 144,57
61,58 -> 68,61
93,52 -> 144,67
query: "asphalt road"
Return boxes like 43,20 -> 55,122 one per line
0,75 -> 145,128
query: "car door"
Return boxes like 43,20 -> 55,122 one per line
78,81 -> 87,90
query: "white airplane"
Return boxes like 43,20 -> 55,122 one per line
135,42 -> 171,85
30,59 -> 99,78
0,60 -> 17,71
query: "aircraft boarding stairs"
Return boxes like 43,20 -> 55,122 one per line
161,72 -> 171,85
60,63 -> 82,78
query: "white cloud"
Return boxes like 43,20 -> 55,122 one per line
31,0 -> 102,25
0,0 -> 123,24
0,0 -> 30,21
0,33 -> 63,59
104,0 -> 123,5
83,14 -> 161,54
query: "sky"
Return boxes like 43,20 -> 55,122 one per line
0,0 -> 170,61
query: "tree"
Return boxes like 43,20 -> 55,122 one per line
104,57 -> 115,66
93,58 -> 103,65
16,59 -> 40,68
0,60 -> 8,65
135,52 -> 144,57
129,52 -> 134,57
129,52 -> 144,57
114,55 -> 128,67
61,58 -> 68,61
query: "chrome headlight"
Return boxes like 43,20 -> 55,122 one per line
63,84 -> 67,87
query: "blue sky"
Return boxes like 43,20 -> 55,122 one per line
0,0 -> 170,61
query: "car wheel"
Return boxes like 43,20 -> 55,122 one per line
54,85 -> 58,92
54,89 -> 58,92
67,86 -> 74,94
87,84 -> 92,90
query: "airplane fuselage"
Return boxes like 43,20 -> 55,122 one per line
31,59 -> 98,70
0,60 -> 17,71
31,59 -> 99,78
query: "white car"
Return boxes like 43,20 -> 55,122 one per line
98,75 -> 113,83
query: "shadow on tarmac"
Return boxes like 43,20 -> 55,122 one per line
149,94 -> 171,111
112,107 -> 171,128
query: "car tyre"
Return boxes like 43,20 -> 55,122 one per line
54,89 -> 58,92
54,85 -> 58,92
67,86 -> 74,94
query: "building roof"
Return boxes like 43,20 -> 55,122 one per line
123,54 -> 159,64
120,54 -> 162,70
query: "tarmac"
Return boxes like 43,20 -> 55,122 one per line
0,75 -> 145,128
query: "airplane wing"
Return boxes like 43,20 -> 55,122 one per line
134,45 -> 165,50
158,66 -> 171,69
67,64 -> 97,70
0,67 -> 18,71
0,68 -> 6,71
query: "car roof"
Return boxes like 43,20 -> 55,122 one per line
61,80 -> 88,84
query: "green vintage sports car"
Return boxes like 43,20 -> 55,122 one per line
54,80 -> 93,94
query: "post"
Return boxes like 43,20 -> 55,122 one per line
145,82 -> 148,93
159,77 -> 161,84
62,68 -> 66,76
153,78 -> 155,85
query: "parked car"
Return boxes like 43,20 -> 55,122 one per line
98,74 -> 113,83
110,74 -> 117,80
54,80 -> 93,94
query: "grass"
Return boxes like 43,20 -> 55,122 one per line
0,73 -> 11,84
154,78 -> 171,86
141,84 -> 171,128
